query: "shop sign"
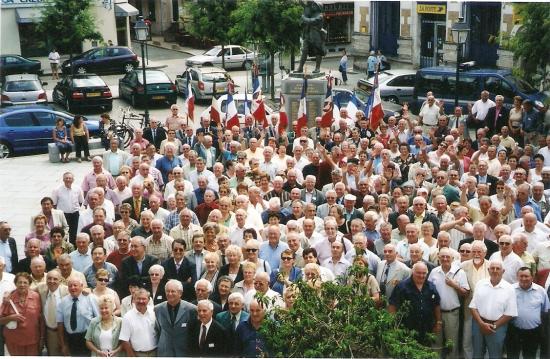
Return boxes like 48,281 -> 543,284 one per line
417,3 -> 446,15
1,0 -> 46,7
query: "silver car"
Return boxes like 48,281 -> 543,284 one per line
185,45 -> 255,70
356,69 -> 416,104
176,66 -> 229,101
1,74 -> 47,106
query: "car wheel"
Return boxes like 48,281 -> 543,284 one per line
203,62 -> 213,67
123,63 -> 135,73
105,104 -> 113,112
243,60 -> 253,70
387,96 -> 399,104
65,98 -> 72,113
0,141 -> 12,159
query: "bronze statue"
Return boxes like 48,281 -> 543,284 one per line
296,1 -> 326,74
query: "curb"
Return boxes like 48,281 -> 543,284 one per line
135,41 -> 197,57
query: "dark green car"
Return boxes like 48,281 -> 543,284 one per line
118,69 -> 177,108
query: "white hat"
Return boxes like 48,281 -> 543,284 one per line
344,194 -> 356,201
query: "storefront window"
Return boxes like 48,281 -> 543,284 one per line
19,23 -> 48,57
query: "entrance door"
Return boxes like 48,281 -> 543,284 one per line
376,1 -> 400,56
468,2 -> 500,67
420,21 -> 445,68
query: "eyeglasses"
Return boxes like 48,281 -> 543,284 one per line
97,278 -> 109,283
499,242 -> 511,246
460,250 -> 471,253
246,248 -> 258,252
173,248 -> 185,252
150,273 -> 161,276
436,176 -> 445,179
281,257 -> 293,261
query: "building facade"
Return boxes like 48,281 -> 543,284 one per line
0,0 -> 138,57
353,1 -> 516,69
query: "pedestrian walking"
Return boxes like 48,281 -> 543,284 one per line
339,50 -> 348,85
48,48 -> 60,80
367,51 -> 377,78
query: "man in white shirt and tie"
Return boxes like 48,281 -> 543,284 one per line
37,269 -> 68,356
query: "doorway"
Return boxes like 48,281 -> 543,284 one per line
375,1 -> 400,56
420,20 -> 446,68
468,2 -> 501,67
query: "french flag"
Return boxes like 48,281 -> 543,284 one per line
320,74 -> 333,128
210,96 -> 221,126
225,80 -> 239,129
277,92 -> 288,134
251,64 -> 266,125
184,71 -> 194,120
365,71 -> 384,130
346,92 -> 361,120
296,77 -> 308,130
252,64 -> 261,99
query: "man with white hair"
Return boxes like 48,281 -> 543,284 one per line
408,196 -> 441,237
459,222 -> 499,259
243,272 -> 283,310
189,157 -> 218,192
418,95 -> 440,132
264,176 -> 291,203
259,225 -> 289,270
229,209 -> 250,247
188,299 -> 227,356
146,219 -> 174,261
259,146 -> 277,180
396,224 -> 431,262
489,235 -> 524,284
312,218 -> 354,264
120,288 -> 158,356
300,175 -> 325,207
512,213 -> 548,252
216,292 -> 250,338
235,194 -> 264,232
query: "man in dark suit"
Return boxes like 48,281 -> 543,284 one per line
485,95 -> 509,137
155,279 -> 197,357
406,197 -> 440,237
0,221 -> 18,273
119,236 -> 158,297
188,299 -> 228,357
215,292 -> 250,353
162,239 -> 194,300
142,118 -> 167,150
300,174 -> 326,207
122,183 -> 149,221
192,279 -> 222,315
475,160 -> 499,195
180,126 -> 198,148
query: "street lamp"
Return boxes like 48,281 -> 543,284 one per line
134,16 -> 149,124
451,17 -> 470,108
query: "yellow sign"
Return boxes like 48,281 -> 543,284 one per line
417,4 -> 446,15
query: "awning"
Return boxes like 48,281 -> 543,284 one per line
115,2 -> 139,17
15,8 -> 43,24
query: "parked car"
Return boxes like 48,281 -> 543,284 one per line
333,88 -> 407,120
412,66 -> 548,113
356,69 -> 416,105
0,106 -> 99,158
61,46 -> 139,75
118,69 -> 177,107
0,55 -> 42,79
1,74 -> 47,106
185,45 -> 255,70
176,66 -> 229,101
200,93 -> 273,126
52,74 -> 112,113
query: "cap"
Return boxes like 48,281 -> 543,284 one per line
344,194 -> 356,201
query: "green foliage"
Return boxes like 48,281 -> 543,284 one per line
508,3 -> 550,83
259,265 -> 438,358
38,0 -> 102,54
186,0 -> 237,45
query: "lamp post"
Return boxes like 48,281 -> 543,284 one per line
451,17 -> 470,108
134,16 -> 149,124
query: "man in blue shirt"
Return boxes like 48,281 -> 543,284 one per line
366,50 -> 377,78
259,225 -> 289,271
233,299 -> 267,357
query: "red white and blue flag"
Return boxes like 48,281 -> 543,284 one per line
320,73 -> 333,128
252,64 -> 261,99
225,80 -> 239,129
278,92 -> 288,134
364,71 -> 384,130
250,64 -> 266,125
184,71 -> 194,120
296,77 -> 308,130
210,96 -> 221,126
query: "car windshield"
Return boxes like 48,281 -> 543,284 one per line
137,72 -> 169,83
73,77 -> 105,87
504,74 -> 537,94
204,48 -> 220,56
5,80 -> 41,92
203,73 -> 227,82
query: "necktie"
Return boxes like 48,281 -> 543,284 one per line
380,264 -> 390,295
231,314 -> 237,331
70,297 -> 78,331
46,292 -> 57,328
221,254 -> 227,266
169,305 -> 176,325
152,129 -> 156,143
175,261 -> 180,271
200,324 -> 207,347
134,198 -> 141,219
137,260 -> 143,274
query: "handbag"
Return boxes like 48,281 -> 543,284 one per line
5,299 -> 19,330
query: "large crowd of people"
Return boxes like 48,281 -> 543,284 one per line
0,93 -> 549,358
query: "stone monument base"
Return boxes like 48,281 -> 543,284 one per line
281,73 -> 327,129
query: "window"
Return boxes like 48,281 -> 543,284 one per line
5,80 -> 41,92
5,56 -> 23,64
484,76 -> 516,99
4,113 -> 34,127
231,47 -> 244,56
417,74 -> 447,97
34,112 -> 57,127
190,70 -> 199,81
387,74 -> 415,87
447,76 -> 481,101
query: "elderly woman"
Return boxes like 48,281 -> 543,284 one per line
91,268 -> 121,316
159,129 -> 182,155
206,210 -> 229,235
270,249 -> 302,295
146,264 -> 167,305
85,295 -> 123,357
25,214 -> 51,253
0,272 -> 43,355
233,261 -> 256,296
200,251 -> 220,285
420,222 -> 437,251
377,194 -> 392,224
218,196 -> 236,228
243,239 -> 271,274
219,245 -> 244,283
329,205 -> 350,235
119,203 -> 139,233
45,226 -> 74,264
202,222 -> 220,252
303,263 -> 323,290
209,276 -> 234,311
347,256 -> 380,303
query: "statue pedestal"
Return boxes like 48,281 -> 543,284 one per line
281,73 -> 327,130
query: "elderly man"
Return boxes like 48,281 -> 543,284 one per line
0,221 -> 18,273
259,225 -> 290,271
489,235 -> 524,284
407,196 -> 440,236
322,241 -> 351,283
216,292 -> 250,339
145,219 -> 174,261
428,248 -> 470,358
106,229 -> 131,270
312,219 -> 354,264
83,246 -> 118,288
102,137 -> 129,176
120,288 -> 157,356
243,272 -> 283,310
122,182 -> 149,221
120,236 -> 159,297
507,267 -> 550,359
512,213 -> 547,252
389,262 -> 442,344
188,299 -> 228,356
470,260 -> 517,359
31,196 -> 70,235
82,210 -> 113,244
57,276 -> 98,356
471,90 -> 496,130
396,224 -> 431,262
81,156 -> 116,197
154,279 -> 197,356
17,238 -> 56,273
131,210 -> 154,238
419,95 -> 441,133
143,117 -> 167,148
459,222 -> 499,259
169,208 -> 203,249
29,256 -> 47,289
300,175 -> 325,207
155,143 -> 183,184
233,299 -> 267,357
376,243 -> 411,298
193,279 -> 222,313
57,253 -> 87,287
37,269 -> 68,356
51,172 -> 85,244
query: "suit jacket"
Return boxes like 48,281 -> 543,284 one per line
31,209 -> 69,234
218,264 -> 244,284
300,189 -> 326,207
162,257 -> 193,300
188,318 -> 228,357
485,106 -> 509,137
143,127 -> 167,149
36,282 -> 69,306
120,254 -> 159,297
475,174 -> 499,196
269,267 -> 302,295
459,237 -> 499,259
1,237 -> 18,273
102,149 -> 129,174
155,300 -> 197,357
375,260 -> 411,299
195,143 -> 217,164
343,208 -> 365,222
122,196 -> 150,221
406,210 -> 441,237
215,310 -> 249,353
17,255 -> 56,273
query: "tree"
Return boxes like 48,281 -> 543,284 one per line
508,3 -> 550,86
230,0 -> 302,100
259,266 -> 438,358
38,0 -> 102,56
186,0 -> 237,70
